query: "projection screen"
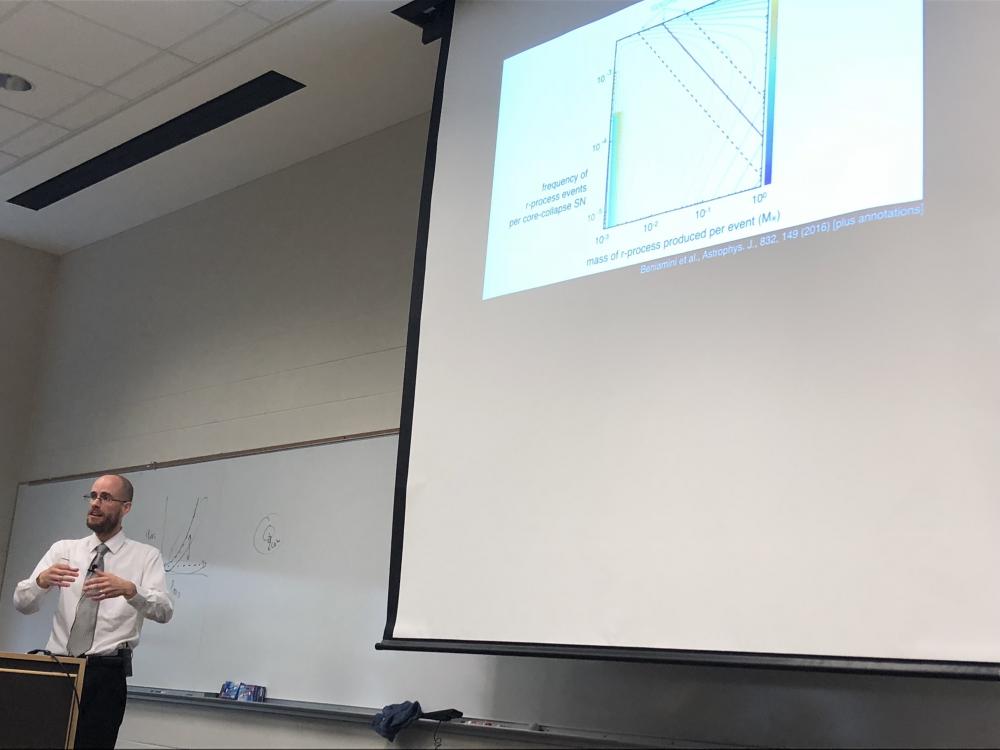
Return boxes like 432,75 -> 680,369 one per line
381,0 -> 1000,675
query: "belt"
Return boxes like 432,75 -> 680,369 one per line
85,648 -> 133,676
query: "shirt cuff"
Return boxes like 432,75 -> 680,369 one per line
126,585 -> 150,612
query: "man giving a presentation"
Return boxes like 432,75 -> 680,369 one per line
13,474 -> 173,748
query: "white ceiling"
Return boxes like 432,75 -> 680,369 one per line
0,0 -> 438,254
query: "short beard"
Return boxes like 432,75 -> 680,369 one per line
86,513 -> 118,535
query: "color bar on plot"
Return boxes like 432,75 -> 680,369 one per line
606,111 -> 623,228
763,0 -> 778,185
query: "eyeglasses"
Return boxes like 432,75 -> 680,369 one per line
84,491 -> 129,505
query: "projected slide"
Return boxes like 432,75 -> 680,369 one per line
482,0 -> 922,299
606,0 -> 773,228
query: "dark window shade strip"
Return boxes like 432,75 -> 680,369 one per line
8,70 -> 305,211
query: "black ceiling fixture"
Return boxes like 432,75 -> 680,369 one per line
8,70 -> 305,211
392,0 -> 450,44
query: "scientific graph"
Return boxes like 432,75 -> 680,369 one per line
605,0 -> 776,228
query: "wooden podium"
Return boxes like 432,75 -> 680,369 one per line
0,652 -> 86,749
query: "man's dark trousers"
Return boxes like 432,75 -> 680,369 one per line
74,657 -> 127,748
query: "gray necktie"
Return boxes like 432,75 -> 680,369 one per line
66,543 -> 109,657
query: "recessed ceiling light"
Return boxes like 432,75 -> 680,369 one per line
0,73 -> 33,92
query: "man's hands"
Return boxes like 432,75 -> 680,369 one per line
83,572 -> 137,601
36,564 -> 137,600
36,563 -> 79,589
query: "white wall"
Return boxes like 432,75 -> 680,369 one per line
24,114 -> 426,480
0,239 -> 56,581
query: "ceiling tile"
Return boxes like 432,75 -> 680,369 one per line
53,1 -> 236,50
0,1 -> 22,24
0,104 -> 36,142
0,2 -> 159,86
107,53 -> 194,100
0,151 -> 17,171
0,51 -> 94,120
1,121 -> 68,157
172,10 -> 271,63
49,89 -> 128,130
246,1 -> 317,23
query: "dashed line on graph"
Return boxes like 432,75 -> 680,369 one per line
686,16 -> 764,97
636,30 -> 757,171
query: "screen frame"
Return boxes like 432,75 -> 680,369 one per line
377,0 -> 998,681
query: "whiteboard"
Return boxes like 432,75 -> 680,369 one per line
0,437 -> 500,712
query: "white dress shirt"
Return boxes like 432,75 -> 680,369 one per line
13,530 -> 174,656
